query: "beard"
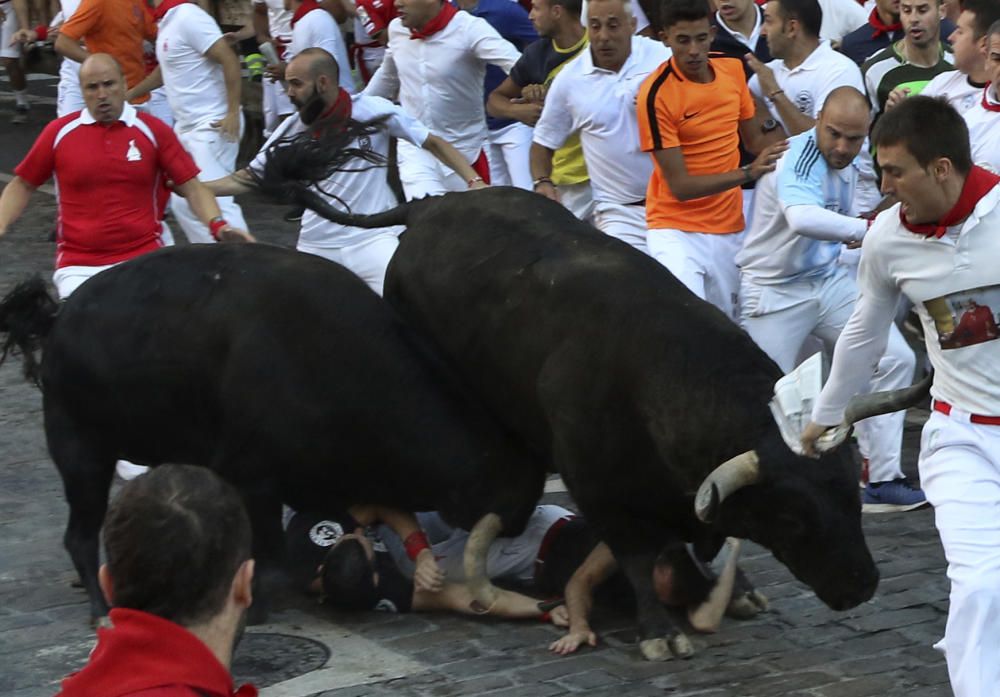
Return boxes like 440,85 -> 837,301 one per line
293,86 -> 327,125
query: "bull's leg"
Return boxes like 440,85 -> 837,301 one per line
617,551 -> 693,661
47,419 -> 116,626
463,513 -> 503,614
238,483 -> 285,625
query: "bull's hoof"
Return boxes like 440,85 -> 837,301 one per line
726,589 -> 769,619
668,632 -> 694,658
639,637 -> 671,661
92,615 -> 112,630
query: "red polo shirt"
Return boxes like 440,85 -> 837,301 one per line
15,103 -> 199,269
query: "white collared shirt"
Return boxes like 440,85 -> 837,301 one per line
749,41 -> 865,132
715,9 -> 761,50
156,3 -> 229,131
533,36 -> 671,204
963,85 -> 1000,173
363,11 -> 520,160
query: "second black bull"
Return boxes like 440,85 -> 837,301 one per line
294,185 -> 925,661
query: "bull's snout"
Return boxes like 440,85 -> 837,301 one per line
816,563 -> 879,611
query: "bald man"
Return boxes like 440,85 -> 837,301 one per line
0,54 -> 252,299
736,86 -> 924,512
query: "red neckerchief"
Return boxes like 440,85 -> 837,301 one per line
56,608 -> 257,697
868,8 -> 901,39
981,83 -> 1000,112
291,0 -> 322,28
153,0 -> 188,21
410,1 -> 458,40
310,88 -> 354,136
899,165 -> 1000,238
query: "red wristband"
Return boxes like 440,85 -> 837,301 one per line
35,25 -> 49,41
209,217 -> 228,241
404,531 -> 431,561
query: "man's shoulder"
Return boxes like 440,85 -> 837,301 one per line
862,44 -> 900,73
781,129 -> 827,181
711,53 -> 749,82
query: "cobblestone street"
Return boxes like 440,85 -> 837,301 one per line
1,74 -> 953,697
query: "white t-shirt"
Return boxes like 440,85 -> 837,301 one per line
814,182 -> 1000,422
738,128 -> 867,283
249,94 -> 430,247
288,8 -> 355,92
363,11 -> 520,160
922,70 -> 984,115
817,0 -> 868,42
963,85 -> 1000,173
255,0 -> 292,42
750,41 -> 865,131
533,36 -> 671,205
156,3 -> 229,131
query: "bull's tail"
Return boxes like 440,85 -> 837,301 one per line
297,187 -> 411,229
0,277 -> 59,386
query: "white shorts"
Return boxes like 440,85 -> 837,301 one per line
486,122 -> 533,190
297,231 -> 400,296
1,5 -> 22,59
648,227 -> 744,321
397,139 -> 468,200
52,263 -> 117,300
592,201 -> 648,254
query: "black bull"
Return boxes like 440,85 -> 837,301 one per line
0,245 -> 546,624
292,185 -> 887,658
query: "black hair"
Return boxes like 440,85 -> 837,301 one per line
103,465 -> 252,626
962,0 -> 1000,37
550,0 -> 583,18
774,0 -> 823,39
660,0 -> 712,30
872,96 -> 973,174
320,539 -> 380,611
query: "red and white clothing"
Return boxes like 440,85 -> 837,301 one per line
14,102 -> 198,296
962,85 -> 1000,173
363,7 -> 520,199
56,608 -> 256,697
254,0 -> 295,133
247,94 -> 431,295
288,0 -> 354,92
155,0 -> 247,244
813,171 -> 1000,697
352,0 -> 396,83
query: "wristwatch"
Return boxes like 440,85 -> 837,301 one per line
761,118 -> 779,134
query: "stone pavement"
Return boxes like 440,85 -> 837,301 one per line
0,75 -> 953,697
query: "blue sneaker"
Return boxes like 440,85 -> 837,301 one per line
862,479 -> 929,513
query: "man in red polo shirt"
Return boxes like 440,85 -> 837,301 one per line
0,53 -> 251,299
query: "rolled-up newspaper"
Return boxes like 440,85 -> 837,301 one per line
769,353 -> 850,456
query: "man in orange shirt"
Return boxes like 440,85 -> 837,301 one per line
54,0 -> 157,106
637,0 -> 784,321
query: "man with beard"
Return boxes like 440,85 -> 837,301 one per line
205,48 -> 483,296
862,0 -> 953,127
54,465 -> 257,697
802,96 -> 1000,697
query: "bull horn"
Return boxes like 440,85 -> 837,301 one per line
844,370 -> 933,425
695,451 -> 761,523
463,513 -> 503,614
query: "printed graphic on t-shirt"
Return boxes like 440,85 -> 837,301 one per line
924,285 -> 1000,349
308,520 -> 346,547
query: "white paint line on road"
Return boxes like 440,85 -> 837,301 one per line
544,476 -> 567,494
252,610 -> 425,697
0,172 -> 56,196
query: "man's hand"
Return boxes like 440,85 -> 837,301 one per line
549,604 -> 570,627
11,28 -> 38,45
468,178 -> 488,190
744,52 -> 780,97
212,111 -> 241,142
534,181 -> 560,203
412,549 -> 445,592
265,62 -> 286,82
748,140 -> 789,179
549,627 -> 597,655
885,86 -> 911,112
520,83 -> 548,104
800,421 -> 830,458
217,226 -> 255,242
508,98 -> 544,126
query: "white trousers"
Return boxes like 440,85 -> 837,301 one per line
740,268 -> 916,482
920,410 -> 1000,697
297,232 -> 399,296
262,78 -> 294,136
592,201 -> 648,254
1,7 -> 21,59
486,122 -> 533,190
170,122 -> 248,244
397,140 -> 468,200
52,264 -> 117,299
558,180 -> 595,224
648,227 -> 744,322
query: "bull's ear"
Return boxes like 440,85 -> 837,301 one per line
695,482 -> 720,523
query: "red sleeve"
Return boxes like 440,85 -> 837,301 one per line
13,119 -> 65,187
59,0 -> 102,41
141,114 -> 201,186
357,0 -> 390,35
